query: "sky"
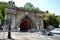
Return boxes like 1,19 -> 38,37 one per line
0,0 -> 60,15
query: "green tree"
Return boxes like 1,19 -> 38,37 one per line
56,16 -> 60,25
35,7 -> 40,11
0,2 -> 8,20
23,2 -> 34,10
0,2 -> 9,29
43,12 -> 59,29
22,2 -> 40,11
43,20 -> 49,29
0,7 -> 3,20
45,10 -> 49,13
48,15 -> 59,28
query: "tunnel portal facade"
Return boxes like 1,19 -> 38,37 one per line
4,6 -> 44,32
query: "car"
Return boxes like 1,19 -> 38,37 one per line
50,28 -> 60,34
46,31 -> 53,36
40,29 -> 53,36
41,29 -> 47,35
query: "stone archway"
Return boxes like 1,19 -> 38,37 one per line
19,15 -> 36,32
20,17 -> 31,32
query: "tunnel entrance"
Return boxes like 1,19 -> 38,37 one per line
20,17 -> 31,32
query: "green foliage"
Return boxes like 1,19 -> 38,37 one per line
43,17 -> 48,20
45,10 -> 49,13
0,2 -> 9,7
43,13 -> 59,29
56,16 -> 60,24
0,7 -> 3,20
0,2 -> 9,20
35,7 -> 40,11
23,2 -> 34,10
43,20 -> 49,29
0,2 -> 9,26
48,15 -> 59,28
0,2 -> 9,29
22,2 -> 40,11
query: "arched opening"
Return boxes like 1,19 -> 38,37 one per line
20,17 -> 31,32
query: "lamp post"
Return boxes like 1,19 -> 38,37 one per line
8,0 -> 15,39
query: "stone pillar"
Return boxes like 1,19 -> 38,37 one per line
40,18 -> 44,29
12,15 -> 15,29
4,14 -> 8,29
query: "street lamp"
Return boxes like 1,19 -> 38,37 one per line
8,0 -> 15,39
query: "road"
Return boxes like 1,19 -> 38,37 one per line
12,32 -> 48,40
47,34 -> 60,40
0,32 -> 60,40
34,32 -> 60,40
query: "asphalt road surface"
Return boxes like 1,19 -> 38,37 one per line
34,32 -> 60,40
47,34 -> 60,40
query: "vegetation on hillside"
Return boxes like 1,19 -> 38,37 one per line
0,2 -> 9,20
0,2 -> 9,29
43,11 -> 59,29
20,2 -> 40,12
55,16 -> 60,25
